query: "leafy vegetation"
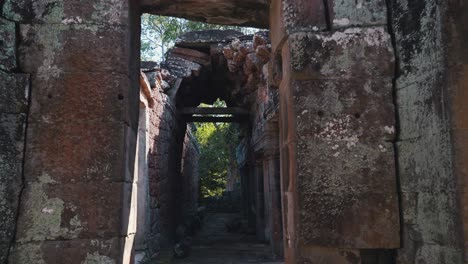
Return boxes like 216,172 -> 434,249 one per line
193,101 -> 240,198
141,14 -> 258,61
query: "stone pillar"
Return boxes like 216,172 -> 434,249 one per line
254,161 -> 265,241
270,0 -> 400,262
5,0 -> 141,262
135,102 -> 150,251
262,159 -> 272,242
239,166 -> 250,220
258,118 -> 283,257
263,153 -> 283,257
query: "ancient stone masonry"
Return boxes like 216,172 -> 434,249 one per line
0,6 -> 29,264
270,0 -> 400,262
390,0 -> 466,263
141,0 -> 269,28
137,69 -> 200,261
156,29 -> 284,257
180,129 -> 200,220
161,30 -> 272,109
1,0 -> 141,263
1,0 -> 467,263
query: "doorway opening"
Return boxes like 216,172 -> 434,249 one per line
133,15 -> 283,264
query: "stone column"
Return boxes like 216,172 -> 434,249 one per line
135,102 -> 150,251
262,119 -> 283,257
5,0 -> 141,262
254,160 -> 266,241
264,153 -> 283,257
262,159 -> 272,242
270,0 -> 400,262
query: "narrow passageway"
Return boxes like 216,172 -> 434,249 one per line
173,213 -> 283,264
135,28 -> 285,264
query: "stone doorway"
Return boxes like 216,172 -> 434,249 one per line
134,27 -> 284,263
1,0 -> 467,263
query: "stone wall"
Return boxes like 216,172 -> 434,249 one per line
250,55 -> 283,256
391,0 -> 465,262
180,128 -> 200,219
1,0 -> 467,263
141,69 -> 200,259
0,16 -> 29,262
1,0 -> 141,262
270,0 -> 400,262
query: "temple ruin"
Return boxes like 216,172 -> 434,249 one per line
1,0 -> 468,263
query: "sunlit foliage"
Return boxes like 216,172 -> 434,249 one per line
193,101 -> 240,198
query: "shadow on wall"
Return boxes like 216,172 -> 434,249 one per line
134,72 -> 200,262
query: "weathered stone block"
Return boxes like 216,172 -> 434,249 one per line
396,244 -> 463,264
10,237 -> 124,263
1,0 -> 32,22
15,182 -> 130,242
397,133 -> 455,193
170,47 -> 211,67
28,72 -> 131,124
0,242 -> 9,263
269,0 -> 328,54
0,18 -> 16,71
141,0 -> 268,28
0,71 -> 29,114
298,192 -> 400,248
391,0 -> 445,88
163,56 -> 202,79
293,79 -> 395,142
176,30 -> 243,48
329,0 -> 387,29
287,28 -> 394,80
24,122 -> 131,184
396,73 -> 450,140
19,24 -> 130,74
297,140 -> 396,195
2,0 -> 129,25
0,113 -> 26,262
0,114 -> 25,240
399,192 -> 460,248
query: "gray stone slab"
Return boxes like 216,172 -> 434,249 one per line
287,28 -> 394,80
330,0 -> 387,29
0,71 -> 29,114
0,17 -> 16,71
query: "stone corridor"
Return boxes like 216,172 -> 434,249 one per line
172,213 -> 282,264
1,0 -> 468,263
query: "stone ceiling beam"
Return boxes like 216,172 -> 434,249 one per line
140,0 -> 270,28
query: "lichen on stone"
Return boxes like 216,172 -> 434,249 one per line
18,173 -> 82,242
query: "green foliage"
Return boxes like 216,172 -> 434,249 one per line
141,14 -> 259,61
194,101 -> 240,198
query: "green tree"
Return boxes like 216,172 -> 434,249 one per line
193,101 -> 240,198
141,14 -> 258,61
